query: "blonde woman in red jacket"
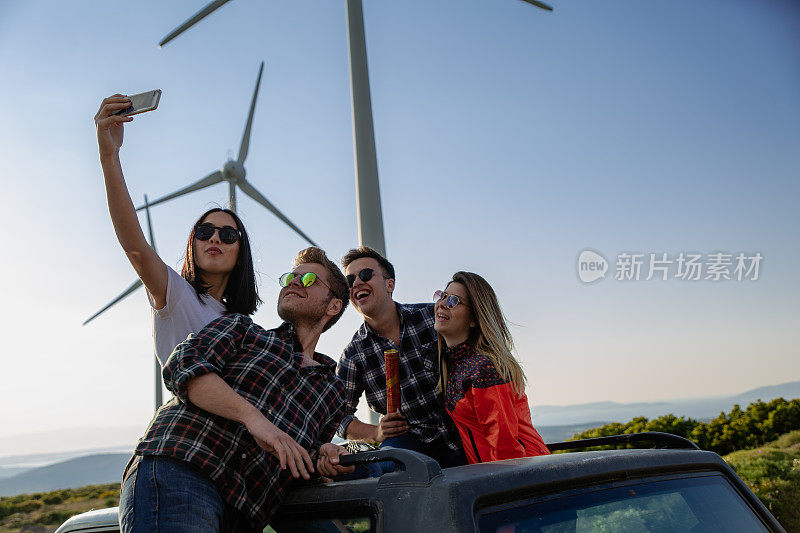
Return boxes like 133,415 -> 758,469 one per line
434,271 -> 550,464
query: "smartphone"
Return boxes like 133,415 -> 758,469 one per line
113,89 -> 162,116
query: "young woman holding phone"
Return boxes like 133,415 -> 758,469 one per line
434,271 -> 550,464
94,95 -> 261,365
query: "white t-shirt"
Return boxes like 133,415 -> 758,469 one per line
148,266 -> 226,366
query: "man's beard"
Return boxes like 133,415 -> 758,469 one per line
277,297 -> 329,328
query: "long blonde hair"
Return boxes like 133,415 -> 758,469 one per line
436,271 -> 527,396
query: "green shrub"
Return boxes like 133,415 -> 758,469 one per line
570,398 -> 800,455
0,483 -> 121,528
727,449 -> 793,482
12,499 -> 44,513
773,430 -> 800,448
42,491 -> 66,505
725,434 -> 800,531
33,509 -> 74,525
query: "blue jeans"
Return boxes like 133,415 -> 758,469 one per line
119,456 -> 257,533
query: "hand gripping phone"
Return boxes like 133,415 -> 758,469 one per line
113,89 -> 162,116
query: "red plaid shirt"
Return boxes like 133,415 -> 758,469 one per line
125,314 -> 345,528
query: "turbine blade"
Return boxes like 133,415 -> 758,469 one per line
135,171 -> 223,211
144,194 -> 158,253
238,62 -> 265,164
518,0 -> 553,11
237,180 -> 318,246
159,0 -> 233,47
83,279 -> 143,326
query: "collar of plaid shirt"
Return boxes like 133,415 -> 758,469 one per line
277,321 -> 324,360
353,301 -> 414,341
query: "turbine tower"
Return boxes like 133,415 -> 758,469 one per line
83,195 -> 163,411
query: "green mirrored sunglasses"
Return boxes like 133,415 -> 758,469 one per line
279,271 -> 333,293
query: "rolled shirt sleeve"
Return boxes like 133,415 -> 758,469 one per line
335,346 -> 365,439
313,396 -> 346,451
163,313 -> 250,404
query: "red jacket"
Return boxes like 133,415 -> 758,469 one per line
444,343 -> 550,464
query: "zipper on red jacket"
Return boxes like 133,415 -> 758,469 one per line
466,428 -> 482,462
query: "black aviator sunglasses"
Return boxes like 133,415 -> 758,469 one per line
346,268 -> 390,288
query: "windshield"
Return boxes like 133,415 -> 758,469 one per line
478,474 -> 769,532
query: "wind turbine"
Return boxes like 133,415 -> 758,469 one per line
83,195 -> 164,411
158,0 -> 551,258
133,61 -> 318,247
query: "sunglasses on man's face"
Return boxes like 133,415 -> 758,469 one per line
194,223 -> 241,244
346,268 -> 388,288
434,290 -> 470,309
279,271 -> 333,293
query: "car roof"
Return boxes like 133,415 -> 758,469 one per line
281,448 -> 732,506
54,506 -> 120,533
275,447 -> 776,533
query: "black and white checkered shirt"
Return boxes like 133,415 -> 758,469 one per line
126,315 -> 345,529
336,302 -> 462,453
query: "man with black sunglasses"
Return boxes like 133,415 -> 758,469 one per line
336,247 -> 465,469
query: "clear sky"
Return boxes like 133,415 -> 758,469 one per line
0,0 -> 798,450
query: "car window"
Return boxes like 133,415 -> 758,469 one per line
478,474 -> 769,533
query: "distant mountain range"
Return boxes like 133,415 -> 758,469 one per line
532,381 -> 800,426
0,454 -> 130,497
0,425 -> 145,459
0,381 -> 797,496
535,422 -> 611,443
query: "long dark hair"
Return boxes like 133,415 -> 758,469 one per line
181,207 -> 261,315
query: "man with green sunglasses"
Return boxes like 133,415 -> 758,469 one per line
335,246 -> 466,471
120,247 -> 355,532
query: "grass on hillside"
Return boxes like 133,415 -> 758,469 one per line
724,430 -> 800,532
0,483 -> 119,533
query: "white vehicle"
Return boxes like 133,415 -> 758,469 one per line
55,506 -> 119,533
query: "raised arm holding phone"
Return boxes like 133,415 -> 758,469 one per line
93,94 -> 261,365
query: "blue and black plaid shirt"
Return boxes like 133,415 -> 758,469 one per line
336,302 -> 462,453
126,314 -> 345,529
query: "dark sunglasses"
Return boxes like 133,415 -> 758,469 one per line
434,290 -> 470,309
346,268 -> 389,288
279,271 -> 333,293
194,223 -> 241,244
